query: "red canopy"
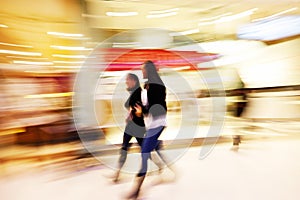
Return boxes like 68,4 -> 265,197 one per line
91,48 -> 220,71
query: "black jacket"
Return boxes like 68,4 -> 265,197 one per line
124,87 -> 145,137
143,83 -> 167,118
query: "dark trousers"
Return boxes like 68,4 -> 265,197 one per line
137,126 -> 164,177
122,132 -> 144,151
118,132 -> 144,169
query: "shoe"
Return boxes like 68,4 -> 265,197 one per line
123,175 -> 145,200
112,170 -> 121,183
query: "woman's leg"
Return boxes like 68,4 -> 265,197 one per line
119,132 -> 132,167
154,139 -> 177,177
114,132 -> 132,182
125,127 -> 164,199
135,136 -> 144,147
137,126 -> 164,177
135,134 -> 165,172
154,140 -> 169,164
152,140 -> 165,171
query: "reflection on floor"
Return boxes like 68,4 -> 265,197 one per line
1,133 -> 300,200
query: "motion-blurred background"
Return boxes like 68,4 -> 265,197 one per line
1,1 -> 300,199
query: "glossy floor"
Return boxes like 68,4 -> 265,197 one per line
1,134 -> 300,200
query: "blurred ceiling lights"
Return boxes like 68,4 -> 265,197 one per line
198,8 -> 258,26
252,7 -> 298,22
53,61 -> 84,64
216,8 -> 258,22
198,13 -> 232,22
148,8 -> 179,14
0,50 -> 42,56
147,8 -> 179,18
53,65 -> 82,69
238,15 -> 300,41
52,54 -> 87,59
0,24 -> 8,28
106,11 -> 138,17
112,42 -> 140,48
170,29 -> 199,36
12,60 -> 53,65
0,42 -> 32,48
171,8 -> 258,36
7,56 -> 49,60
50,45 -> 92,51
1,0 -> 300,75
146,12 -> 177,18
47,31 -> 84,37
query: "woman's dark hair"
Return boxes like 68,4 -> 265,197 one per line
143,60 -> 164,85
127,73 -> 140,90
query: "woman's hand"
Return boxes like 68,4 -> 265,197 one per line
134,103 -> 142,117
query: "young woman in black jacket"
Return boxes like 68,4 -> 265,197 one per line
113,73 -> 144,183
125,61 -> 171,199
114,73 -> 163,183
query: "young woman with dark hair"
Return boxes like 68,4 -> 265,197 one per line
125,61 -> 171,199
112,73 -> 144,182
114,73 -> 164,183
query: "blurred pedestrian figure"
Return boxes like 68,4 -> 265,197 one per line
113,73 -> 163,183
125,61 -> 173,199
232,81 -> 248,150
